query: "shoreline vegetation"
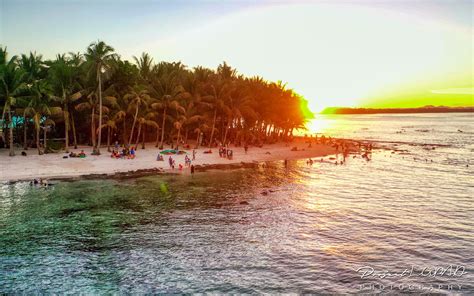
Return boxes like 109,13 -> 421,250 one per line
321,106 -> 474,114
0,41 -> 312,160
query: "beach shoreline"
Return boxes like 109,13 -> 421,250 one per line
0,140 -> 359,183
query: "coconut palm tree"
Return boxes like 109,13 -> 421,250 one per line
0,53 -> 26,156
193,122 -> 210,149
124,87 -> 151,146
18,52 -> 45,84
179,101 -> 205,145
133,52 -> 154,83
76,90 -> 115,149
0,42 -> 315,154
24,80 -> 60,154
204,74 -> 233,148
168,100 -> 186,149
99,118 -> 117,152
47,54 -> 82,152
84,40 -> 117,154
149,63 -> 190,149
133,111 -> 159,149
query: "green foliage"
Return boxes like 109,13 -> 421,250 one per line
0,42 -> 313,156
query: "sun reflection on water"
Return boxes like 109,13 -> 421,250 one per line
303,116 -> 340,135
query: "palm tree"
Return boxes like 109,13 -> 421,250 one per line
0,53 -> 26,156
180,101 -> 204,145
76,90 -> 115,149
168,100 -> 186,149
133,111 -> 159,149
124,87 -> 151,146
48,54 -> 82,152
99,118 -> 117,152
204,75 -> 233,148
24,80 -> 60,154
149,62 -> 190,149
193,122 -> 210,149
18,52 -> 44,83
75,91 -> 98,148
84,40 -> 117,154
133,52 -> 154,82
0,42 -> 315,154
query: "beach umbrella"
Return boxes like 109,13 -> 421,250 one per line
160,149 -> 176,155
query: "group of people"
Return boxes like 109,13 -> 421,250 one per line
30,178 -> 49,187
218,146 -> 233,160
68,150 -> 86,158
166,154 -> 195,174
168,156 -> 177,169
184,155 -> 192,167
111,146 -> 136,159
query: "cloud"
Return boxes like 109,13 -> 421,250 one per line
431,88 -> 474,95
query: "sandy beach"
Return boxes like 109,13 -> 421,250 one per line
0,141 -> 341,182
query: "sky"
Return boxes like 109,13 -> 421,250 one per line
1,0 -> 473,112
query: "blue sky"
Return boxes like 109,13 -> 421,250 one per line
1,0 -> 472,110
1,0 -> 257,58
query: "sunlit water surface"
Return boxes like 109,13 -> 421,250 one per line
1,113 -> 473,294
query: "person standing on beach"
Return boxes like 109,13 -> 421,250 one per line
244,144 -> 248,154
191,164 -> 195,175
192,149 -> 196,161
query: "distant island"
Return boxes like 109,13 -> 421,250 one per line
321,106 -> 474,114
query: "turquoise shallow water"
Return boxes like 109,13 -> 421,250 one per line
1,113 -> 473,294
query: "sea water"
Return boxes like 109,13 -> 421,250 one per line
1,113 -> 472,294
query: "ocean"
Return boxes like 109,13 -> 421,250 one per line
1,113 -> 473,294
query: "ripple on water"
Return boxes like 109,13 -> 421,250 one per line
1,114 -> 474,293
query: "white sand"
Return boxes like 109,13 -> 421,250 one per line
0,141 -> 337,182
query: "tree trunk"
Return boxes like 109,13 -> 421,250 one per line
195,131 -> 200,149
71,111 -> 78,149
129,105 -> 139,145
209,109 -> 217,148
223,120 -> 230,145
159,108 -> 167,149
122,118 -> 127,145
91,106 -> 96,149
97,71 -> 103,154
135,123 -> 142,149
35,117 -> 42,155
43,126 -> 47,153
23,116 -> 28,150
64,94 -> 69,152
175,127 -> 181,150
184,128 -> 189,144
107,126 -> 111,152
141,125 -> 146,149
8,109 -> 14,156
155,126 -> 160,147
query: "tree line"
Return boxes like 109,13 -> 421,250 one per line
0,41 -> 313,156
